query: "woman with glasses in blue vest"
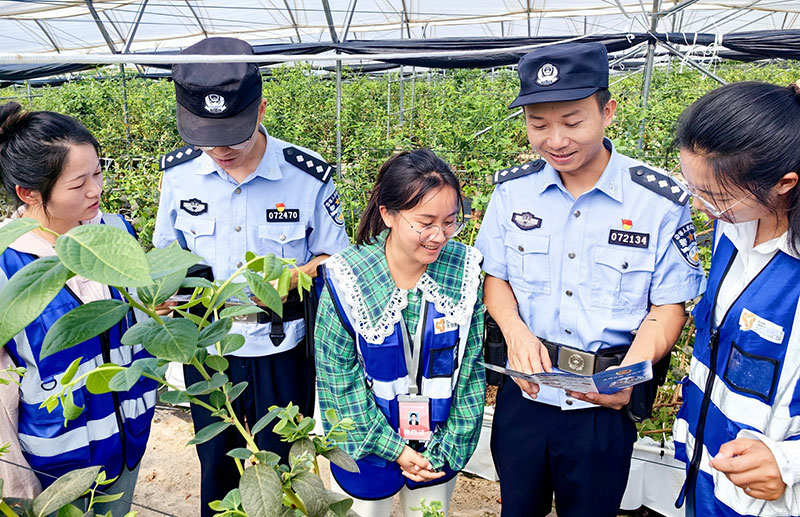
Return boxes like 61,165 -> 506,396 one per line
0,102 -> 157,514
315,149 -> 486,516
672,82 -> 800,516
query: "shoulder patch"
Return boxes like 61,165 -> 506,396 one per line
630,166 -> 689,206
160,145 -> 202,171
493,159 -> 545,184
283,146 -> 334,183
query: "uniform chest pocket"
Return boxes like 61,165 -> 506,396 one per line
503,232 -> 550,294
362,341 -> 406,382
174,215 -> 215,255
723,341 -> 780,404
426,332 -> 459,379
591,246 -> 655,310
258,223 -> 306,259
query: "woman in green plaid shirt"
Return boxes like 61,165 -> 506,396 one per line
316,149 -> 486,516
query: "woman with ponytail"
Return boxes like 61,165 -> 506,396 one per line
0,102 -> 156,513
315,149 -> 485,516
672,82 -> 800,516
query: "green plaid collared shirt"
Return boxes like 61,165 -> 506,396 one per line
314,232 -> 486,471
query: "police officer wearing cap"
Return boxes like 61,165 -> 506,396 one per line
152,37 -> 349,516
475,42 -> 706,516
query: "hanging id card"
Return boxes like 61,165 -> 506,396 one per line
397,394 -> 432,442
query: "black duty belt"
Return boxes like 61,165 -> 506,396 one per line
224,290 -> 305,347
540,338 -> 629,376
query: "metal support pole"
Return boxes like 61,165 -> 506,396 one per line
123,0 -> 149,54
637,0 -> 661,152
184,1 -> 208,37
119,64 -> 131,143
282,0 -> 303,43
26,81 -> 33,107
84,0 -> 119,53
335,60 -> 342,178
527,0 -> 532,37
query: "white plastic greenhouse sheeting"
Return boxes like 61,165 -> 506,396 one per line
3,0 -> 800,56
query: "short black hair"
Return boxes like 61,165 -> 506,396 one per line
594,88 -> 611,111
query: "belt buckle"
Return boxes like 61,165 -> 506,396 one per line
557,347 -> 595,376
224,302 -> 259,324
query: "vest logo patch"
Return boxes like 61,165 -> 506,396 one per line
672,222 -> 700,268
739,308 -> 784,344
180,198 -> 208,216
433,317 -> 458,334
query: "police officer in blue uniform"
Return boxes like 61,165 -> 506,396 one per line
475,42 -> 706,517
152,37 -> 349,517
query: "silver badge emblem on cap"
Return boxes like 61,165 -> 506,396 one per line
536,63 -> 559,86
204,93 -> 227,114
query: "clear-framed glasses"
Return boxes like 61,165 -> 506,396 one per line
399,213 -> 465,243
668,172 -> 755,219
196,133 -> 255,152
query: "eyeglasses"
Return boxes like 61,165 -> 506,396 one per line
196,134 -> 255,152
668,172 -> 755,219
399,213 -> 465,243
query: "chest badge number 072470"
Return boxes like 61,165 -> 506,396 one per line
608,229 -> 649,249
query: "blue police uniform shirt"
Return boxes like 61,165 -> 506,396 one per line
475,138 -> 706,408
153,125 -> 350,357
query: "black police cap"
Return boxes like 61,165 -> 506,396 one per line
173,37 -> 262,147
510,42 -> 609,108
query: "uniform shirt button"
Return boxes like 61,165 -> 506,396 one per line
190,229 -> 196,235
565,290 -> 573,297
568,252 -> 576,259
234,225 -> 242,232
573,210 -> 581,218
236,261 -> 243,268
565,399 -> 574,406
622,261 -> 629,269
565,329 -> 572,334
279,234 -> 286,242
234,187 -> 242,195
518,245 -> 524,252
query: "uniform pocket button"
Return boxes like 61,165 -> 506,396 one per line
518,245 -> 524,252
280,234 -> 286,242
622,262 -> 629,269
568,252 -> 576,259
565,290 -> 573,297
234,225 -> 242,232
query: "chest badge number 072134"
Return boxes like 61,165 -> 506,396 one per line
608,229 -> 649,249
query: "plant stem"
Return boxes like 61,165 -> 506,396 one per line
0,502 -> 17,517
283,486 -> 307,514
115,288 -> 163,326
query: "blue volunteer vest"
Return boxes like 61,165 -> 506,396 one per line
0,214 -> 157,487
323,266 -> 466,500
675,231 -> 800,516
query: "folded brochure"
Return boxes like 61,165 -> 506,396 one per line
480,360 -> 653,394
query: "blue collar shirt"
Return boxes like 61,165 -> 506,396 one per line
153,126 -> 350,357
476,138 -> 706,408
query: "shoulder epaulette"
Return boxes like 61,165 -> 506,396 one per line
493,159 -> 545,185
283,146 -> 334,183
629,165 -> 689,206
159,145 -> 202,171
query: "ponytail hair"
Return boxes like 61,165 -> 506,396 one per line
675,81 -> 800,252
356,149 -> 462,246
0,102 -> 100,210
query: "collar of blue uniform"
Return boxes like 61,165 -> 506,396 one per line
536,137 -> 624,203
325,229 -> 482,344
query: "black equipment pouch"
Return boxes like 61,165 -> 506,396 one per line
178,264 -> 215,318
626,352 -> 671,422
484,314 -> 506,386
303,276 -> 322,360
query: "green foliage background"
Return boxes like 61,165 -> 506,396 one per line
2,59 -> 800,437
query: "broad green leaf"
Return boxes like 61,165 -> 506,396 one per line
0,218 -> 39,256
243,271 -> 282,317
324,408 -> 340,427
56,503 -> 84,517
86,364 -> 125,394
290,438 -> 315,462
41,300 -> 130,360
60,357 -> 83,386
137,267 -> 186,307
160,390 -> 189,405
262,254 -> 284,282
209,391 -> 226,409
172,308 -> 205,326
212,282 -> 248,310
291,472 -> 329,517
219,334 -> 245,355
297,271 -> 313,302
325,490 -> 354,517
91,492 -> 123,504
296,416 -> 315,435
251,406 -> 282,436
197,318 -> 233,347
227,381 -> 247,403
276,268 -> 291,299
321,447 -> 359,473
180,277 -> 214,290
219,304 -> 264,320
55,224 -> 151,287
252,451 -> 280,467
32,465 -> 101,517
0,256 -> 71,349
226,448 -> 253,460
108,361 -> 149,392
239,464 -> 282,517
187,421 -> 231,445
145,242 -> 200,279
204,354 -> 229,373
121,318 -> 198,363
185,372 -> 228,396
245,251 -> 263,273
62,390 -> 84,423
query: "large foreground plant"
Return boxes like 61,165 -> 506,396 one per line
0,219 -> 359,517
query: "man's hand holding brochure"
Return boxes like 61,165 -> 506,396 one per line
480,359 -> 654,394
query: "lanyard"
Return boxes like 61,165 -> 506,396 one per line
400,299 -> 427,396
